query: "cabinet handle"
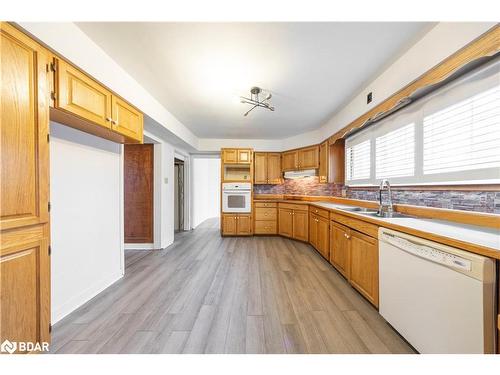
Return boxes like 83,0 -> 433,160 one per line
344,233 -> 350,239
111,119 -> 117,125
106,117 -> 112,122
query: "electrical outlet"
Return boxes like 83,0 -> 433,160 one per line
367,92 -> 373,104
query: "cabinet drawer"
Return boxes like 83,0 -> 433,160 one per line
279,202 -> 308,211
255,207 -> 277,221
309,205 -> 330,219
330,212 -> 378,238
254,221 -> 277,234
254,202 -> 277,208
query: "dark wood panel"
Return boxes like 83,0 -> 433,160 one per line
124,144 -> 154,243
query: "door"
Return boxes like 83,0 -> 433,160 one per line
237,214 -> 253,235
281,151 -> 298,171
124,144 -> 154,243
222,214 -> 237,235
1,22 -> 51,349
298,145 -> 319,169
254,152 -> 268,184
318,141 -> 328,183
292,210 -> 308,242
267,153 -> 282,184
316,216 -> 330,259
56,58 -> 112,128
238,149 -> 252,163
350,230 -> 379,307
278,208 -> 293,237
330,222 -> 350,278
111,95 -> 143,142
222,149 -> 238,163
309,213 -> 318,249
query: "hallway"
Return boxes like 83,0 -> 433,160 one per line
49,218 -> 413,354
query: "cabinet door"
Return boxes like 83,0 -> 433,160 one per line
282,151 -> 298,171
56,59 -> 112,128
278,208 -> 293,237
1,24 -> 50,231
330,139 -> 345,184
292,210 -> 309,242
309,213 -> 318,249
316,216 -> 330,260
298,145 -> 319,169
330,222 -> 350,278
111,95 -> 143,143
238,149 -> 252,164
222,149 -> 238,163
254,152 -> 268,184
237,214 -> 253,235
222,214 -> 237,235
267,153 -> 282,184
318,141 -> 329,183
350,230 -> 379,307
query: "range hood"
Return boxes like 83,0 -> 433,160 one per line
283,169 -> 317,179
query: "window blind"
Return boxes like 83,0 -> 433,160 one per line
346,140 -> 370,181
376,123 -> 415,179
423,85 -> 500,175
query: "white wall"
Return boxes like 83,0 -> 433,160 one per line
50,122 -> 124,324
191,157 -> 221,228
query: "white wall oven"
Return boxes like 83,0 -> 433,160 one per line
222,183 -> 251,213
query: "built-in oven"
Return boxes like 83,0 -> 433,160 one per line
222,183 -> 251,213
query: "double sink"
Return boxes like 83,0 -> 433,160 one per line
337,206 -> 413,219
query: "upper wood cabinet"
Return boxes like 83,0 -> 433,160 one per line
329,138 -> 345,184
54,58 -> 143,143
319,141 -> 329,183
298,145 -> 319,169
282,150 -> 298,171
56,59 -> 112,128
111,96 -> 143,142
281,145 -> 319,171
254,152 -> 282,184
222,148 -> 252,164
1,22 -> 51,351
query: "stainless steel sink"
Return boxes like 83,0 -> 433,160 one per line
339,207 -> 378,213
339,206 -> 413,218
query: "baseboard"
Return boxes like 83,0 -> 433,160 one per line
51,271 -> 123,324
124,243 -> 155,250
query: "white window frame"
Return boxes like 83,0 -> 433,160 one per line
345,57 -> 500,187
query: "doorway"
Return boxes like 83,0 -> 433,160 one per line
174,158 -> 185,232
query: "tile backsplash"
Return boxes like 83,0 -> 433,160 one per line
253,177 -> 499,214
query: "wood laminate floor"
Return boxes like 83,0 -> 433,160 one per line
50,218 -> 414,354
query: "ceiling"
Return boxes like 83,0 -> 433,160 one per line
77,22 -> 431,139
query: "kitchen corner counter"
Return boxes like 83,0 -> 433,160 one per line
254,197 -> 500,260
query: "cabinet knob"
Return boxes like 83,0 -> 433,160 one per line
344,233 -> 350,239
106,117 -> 112,122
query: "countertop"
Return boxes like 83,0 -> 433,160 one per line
255,198 -> 500,259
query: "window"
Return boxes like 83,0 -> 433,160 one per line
346,140 -> 370,181
376,123 -> 415,179
345,57 -> 500,186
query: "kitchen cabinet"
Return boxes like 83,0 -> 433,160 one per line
282,150 -> 298,171
330,222 -> 351,278
222,148 -> 252,164
329,138 -> 345,184
222,214 -> 253,236
298,145 -> 319,169
318,140 -> 329,183
278,204 -> 308,241
316,215 -> 330,259
0,22 -> 51,350
349,230 -> 379,307
254,152 -> 282,184
281,145 -> 319,171
55,58 -> 143,143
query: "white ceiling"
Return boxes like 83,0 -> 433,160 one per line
77,22 -> 431,139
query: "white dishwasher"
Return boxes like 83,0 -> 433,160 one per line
379,228 -> 496,354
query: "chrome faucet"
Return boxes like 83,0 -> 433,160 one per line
378,179 -> 393,215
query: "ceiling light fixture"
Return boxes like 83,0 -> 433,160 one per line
239,86 -> 275,116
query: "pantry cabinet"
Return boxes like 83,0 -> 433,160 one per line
55,58 -> 143,143
222,214 -> 253,236
254,152 -> 282,184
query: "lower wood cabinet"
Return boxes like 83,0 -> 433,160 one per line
309,213 -> 329,259
222,214 -> 253,236
254,204 -> 277,234
278,206 -> 308,241
330,220 -> 379,307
